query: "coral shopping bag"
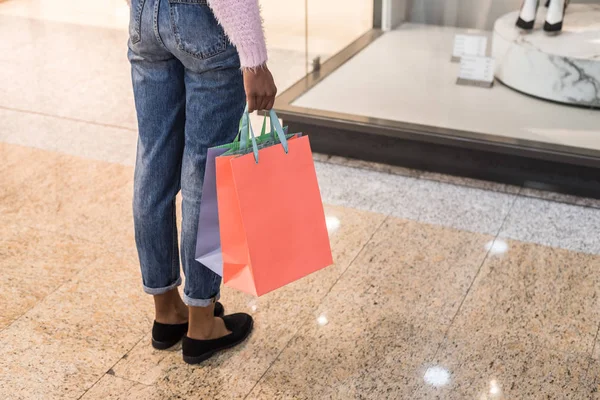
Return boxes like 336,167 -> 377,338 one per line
195,115 -> 294,276
216,110 -> 333,296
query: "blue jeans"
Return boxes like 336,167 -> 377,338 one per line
128,0 -> 245,306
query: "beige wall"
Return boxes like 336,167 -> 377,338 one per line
406,0 -> 597,30
0,0 -> 373,60
261,0 -> 373,56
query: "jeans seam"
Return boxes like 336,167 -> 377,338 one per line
153,0 -> 169,51
167,2 -> 228,60
130,0 -> 146,44
171,198 -> 178,282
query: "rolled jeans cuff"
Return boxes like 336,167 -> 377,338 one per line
143,277 -> 182,295
183,291 -> 221,307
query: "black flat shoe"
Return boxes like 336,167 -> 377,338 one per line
151,302 -> 225,350
182,313 -> 254,364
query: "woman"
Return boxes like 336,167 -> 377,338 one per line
127,0 -> 276,364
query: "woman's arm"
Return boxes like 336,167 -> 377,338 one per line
208,0 -> 275,111
207,0 -> 268,69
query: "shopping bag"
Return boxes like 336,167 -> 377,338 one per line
195,146 -> 229,275
216,109 -> 333,296
195,113 -> 294,276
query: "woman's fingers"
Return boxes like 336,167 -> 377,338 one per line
243,66 -> 277,111
247,95 -> 257,113
247,94 -> 276,112
265,97 -> 275,111
260,95 -> 271,111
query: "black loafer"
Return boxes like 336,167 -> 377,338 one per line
182,313 -> 254,364
151,302 -> 225,350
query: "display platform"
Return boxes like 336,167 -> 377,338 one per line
493,4 -> 600,108
276,25 -> 600,197
291,24 -> 600,155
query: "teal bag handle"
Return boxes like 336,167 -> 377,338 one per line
248,116 -> 260,163
260,116 -> 268,137
269,110 -> 289,154
237,106 -> 289,163
239,104 -> 250,150
238,107 -> 269,149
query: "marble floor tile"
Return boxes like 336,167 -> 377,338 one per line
399,179 -> 518,236
448,239 -> 600,356
411,337 -> 593,400
0,15 -> 137,129
0,0 -> 130,30
247,310 -> 446,400
0,108 -> 138,166
315,161 -> 420,218
246,218 -> 492,399
0,244 -> 151,399
0,143 -> 135,252
111,205 -> 386,398
0,142 -> 64,192
0,317 -> 124,400
593,332 -> 600,361
322,218 -> 493,326
319,154 -> 422,178
0,14 -> 308,139
583,359 -> 600,398
420,171 -> 521,195
0,224 -> 107,330
520,187 -> 600,210
315,160 -> 517,236
500,196 -> 600,255
80,375 -> 171,400
18,248 -> 152,354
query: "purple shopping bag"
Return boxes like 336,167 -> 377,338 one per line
195,147 -> 229,276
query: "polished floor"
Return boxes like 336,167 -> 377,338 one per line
2,2 -> 600,400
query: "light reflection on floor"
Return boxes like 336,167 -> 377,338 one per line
424,365 -> 451,387
485,239 -> 509,255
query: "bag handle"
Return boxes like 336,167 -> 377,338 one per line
238,107 -> 289,163
238,104 -> 250,149
248,117 -> 260,163
269,110 -> 288,154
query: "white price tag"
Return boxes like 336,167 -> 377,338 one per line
452,34 -> 487,62
456,55 -> 495,88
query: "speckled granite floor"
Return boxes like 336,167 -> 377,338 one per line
2,3 -> 600,400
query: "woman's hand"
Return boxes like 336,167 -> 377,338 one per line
243,65 -> 277,112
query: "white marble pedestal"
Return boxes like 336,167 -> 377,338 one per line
492,4 -> 600,108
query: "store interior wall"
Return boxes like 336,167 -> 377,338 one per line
381,0 -> 408,31
402,0 -> 595,30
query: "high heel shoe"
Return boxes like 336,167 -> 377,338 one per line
516,0 -> 540,30
544,0 -> 569,33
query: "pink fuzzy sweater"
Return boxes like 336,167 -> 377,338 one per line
127,0 -> 267,68
207,0 -> 267,68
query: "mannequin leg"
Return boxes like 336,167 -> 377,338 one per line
516,0 -> 540,30
544,0 -> 566,33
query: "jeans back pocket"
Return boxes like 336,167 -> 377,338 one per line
168,0 -> 228,60
129,0 -> 146,44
